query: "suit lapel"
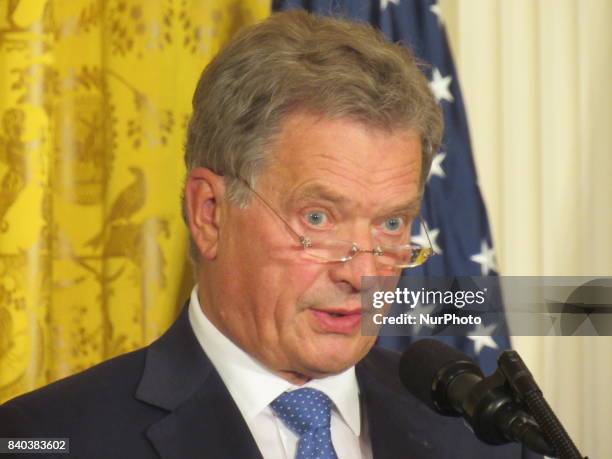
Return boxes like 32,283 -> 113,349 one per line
135,305 -> 263,459
356,349 -> 438,459
134,306 -> 442,459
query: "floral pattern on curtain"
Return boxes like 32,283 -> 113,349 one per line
0,0 -> 269,402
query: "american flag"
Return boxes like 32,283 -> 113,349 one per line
272,0 -> 511,374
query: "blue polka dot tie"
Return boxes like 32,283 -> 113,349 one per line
270,388 -> 339,459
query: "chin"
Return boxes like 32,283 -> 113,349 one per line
302,337 -> 374,376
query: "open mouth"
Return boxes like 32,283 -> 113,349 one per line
315,309 -> 361,317
310,309 -> 362,333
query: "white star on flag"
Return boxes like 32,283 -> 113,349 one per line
380,0 -> 400,11
430,2 -> 442,23
429,68 -> 454,103
428,151 -> 446,180
412,221 -> 442,254
470,239 -> 497,275
412,302 -> 438,334
468,323 -> 499,354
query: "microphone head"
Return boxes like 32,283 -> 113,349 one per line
399,339 -> 483,415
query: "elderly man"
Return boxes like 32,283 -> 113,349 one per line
0,11 -> 524,459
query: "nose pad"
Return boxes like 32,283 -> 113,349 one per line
328,244 -> 381,293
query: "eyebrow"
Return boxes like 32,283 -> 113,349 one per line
382,199 -> 422,217
290,183 -> 422,217
293,183 -> 352,207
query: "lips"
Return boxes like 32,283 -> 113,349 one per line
310,308 -> 363,334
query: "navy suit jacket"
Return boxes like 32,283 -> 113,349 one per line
0,305 -> 529,458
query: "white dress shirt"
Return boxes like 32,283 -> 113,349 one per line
187,286 -> 373,459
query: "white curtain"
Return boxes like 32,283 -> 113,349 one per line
440,0 -> 612,457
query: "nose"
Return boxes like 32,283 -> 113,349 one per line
327,231 -> 382,293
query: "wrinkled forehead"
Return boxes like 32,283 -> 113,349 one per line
260,112 -> 423,212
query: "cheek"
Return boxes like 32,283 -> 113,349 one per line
274,262 -> 326,319
224,250 -> 326,333
221,212 -> 330,324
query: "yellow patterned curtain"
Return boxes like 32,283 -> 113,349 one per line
0,0 -> 270,403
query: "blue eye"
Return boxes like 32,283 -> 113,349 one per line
383,217 -> 404,232
306,211 -> 327,226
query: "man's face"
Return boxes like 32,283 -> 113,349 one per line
206,112 -> 422,382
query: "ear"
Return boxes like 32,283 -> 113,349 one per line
184,168 -> 225,260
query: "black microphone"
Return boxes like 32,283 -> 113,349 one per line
399,339 -> 553,456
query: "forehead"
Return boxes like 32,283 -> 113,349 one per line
263,112 -> 423,211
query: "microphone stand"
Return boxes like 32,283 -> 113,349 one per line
497,351 -> 587,459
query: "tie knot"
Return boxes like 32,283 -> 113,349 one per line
270,388 -> 333,436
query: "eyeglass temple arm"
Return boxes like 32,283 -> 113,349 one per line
420,218 -> 437,255
236,177 -> 306,243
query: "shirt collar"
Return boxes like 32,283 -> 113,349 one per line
187,286 -> 362,436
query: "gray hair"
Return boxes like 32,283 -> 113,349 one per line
183,10 -> 443,262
